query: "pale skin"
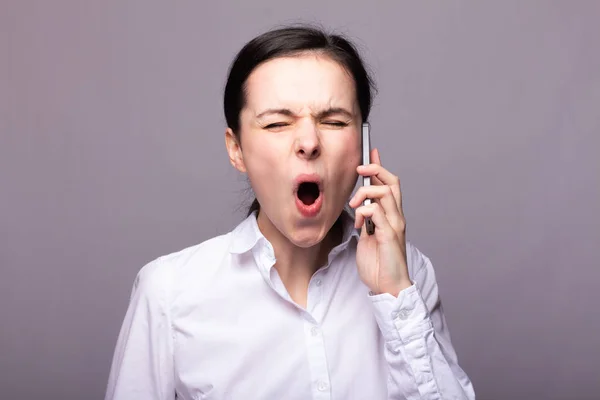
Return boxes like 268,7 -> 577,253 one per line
225,53 -> 411,307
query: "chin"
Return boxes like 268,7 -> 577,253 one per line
287,228 -> 327,249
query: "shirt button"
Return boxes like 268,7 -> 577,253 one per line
311,326 -> 320,336
398,309 -> 411,320
317,381 -> 329,391
315,279 -> 322,287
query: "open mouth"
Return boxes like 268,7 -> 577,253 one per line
293,174 -> 323,218
297,181 -> 321,205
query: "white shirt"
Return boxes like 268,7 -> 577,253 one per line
105,210 -> 475,400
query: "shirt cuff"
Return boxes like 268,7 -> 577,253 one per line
368,283 -> 433,344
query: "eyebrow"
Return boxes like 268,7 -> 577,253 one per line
255,107 -> 354,120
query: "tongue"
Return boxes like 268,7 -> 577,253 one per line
299,192 -> 317,205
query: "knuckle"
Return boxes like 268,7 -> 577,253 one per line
398,219 -> 407,231
391,220 -> 405,233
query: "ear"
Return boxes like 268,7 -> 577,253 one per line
225,128 -> 247,173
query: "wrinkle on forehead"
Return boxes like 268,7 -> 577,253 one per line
243,54 -> 359,119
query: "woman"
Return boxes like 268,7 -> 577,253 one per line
105,25 -> 475,400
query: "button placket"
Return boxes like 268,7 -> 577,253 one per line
317,380 -> 329,392
304,271 -> 332,398
304,320 -> 331,399
307,273 -> 325,319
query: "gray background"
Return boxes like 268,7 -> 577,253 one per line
2,1 -> 599,399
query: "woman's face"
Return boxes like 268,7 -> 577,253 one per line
226,53 -> 362,248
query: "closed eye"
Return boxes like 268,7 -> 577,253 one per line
264,121 -> 348,129
264,122 -> 290,129
323,121 -> 348,127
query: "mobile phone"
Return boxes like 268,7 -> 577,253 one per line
361,122 -> 375,235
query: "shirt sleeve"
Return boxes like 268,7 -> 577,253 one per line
104,257 -> 176,400
369,244 -> 476,400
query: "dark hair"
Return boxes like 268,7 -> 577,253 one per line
223,24 -> 377,216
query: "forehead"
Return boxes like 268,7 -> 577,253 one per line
243,54 -> 357,115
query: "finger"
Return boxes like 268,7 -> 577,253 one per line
356,163 -> 399,189
372,147 -> 382,165
355,203 -> 398,241
349,185 -> 402,221
357,164 -> 402,210
371,174 -> 384,186
365,149 -> 383,187
353,191 -> 405,238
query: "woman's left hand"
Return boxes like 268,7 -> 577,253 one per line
349,148 -> 412,296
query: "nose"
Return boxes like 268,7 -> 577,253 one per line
294,124 -> 321,160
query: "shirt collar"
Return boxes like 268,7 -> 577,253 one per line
228,208 -> 360,255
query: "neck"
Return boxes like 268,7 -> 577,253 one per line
256,210 -> 344,306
